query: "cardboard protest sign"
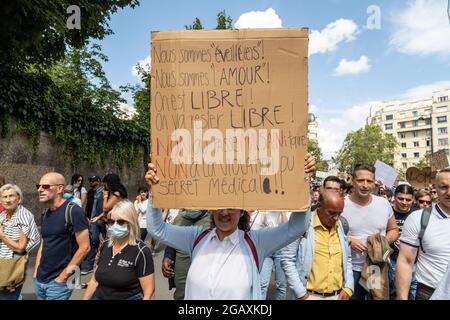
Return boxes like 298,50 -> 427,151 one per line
150,29 -> 309,211
374,160 -> 398,188
429,149 -> 449,172
315,171 -> 329,179
406,167 -> 436,189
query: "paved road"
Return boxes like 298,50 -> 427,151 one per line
21,241 -> 278,300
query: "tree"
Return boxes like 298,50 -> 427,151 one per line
335,125 -> 398,174
308,140 -> 329,172
184,10 -> 232,31
413,158 -> 430,169
0,0 -> 140,67
185,18 -> 203,30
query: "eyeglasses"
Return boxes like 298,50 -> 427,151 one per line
35,184 -> 63,190
418,200 -> 432,205
107,219 -> 128,226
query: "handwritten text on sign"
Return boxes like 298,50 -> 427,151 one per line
151,29 -> 309,210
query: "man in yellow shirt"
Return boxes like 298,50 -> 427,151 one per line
280,191 -> 353,300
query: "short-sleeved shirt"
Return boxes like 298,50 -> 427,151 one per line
37,200 -> 89,283
95,240 -> 154,300
342,195 -> 394,272
390,207 -> 413,259
400,204 -> 450,289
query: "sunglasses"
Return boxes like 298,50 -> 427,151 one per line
36,184 -> 63,190
418,200 -> 432,205
107,219 -> 128,226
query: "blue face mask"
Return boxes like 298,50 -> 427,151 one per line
109,223 -> 129,239
182,210 -> 205,219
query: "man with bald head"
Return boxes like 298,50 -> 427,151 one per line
281,190 -> 354,300
33,172 -> 90,300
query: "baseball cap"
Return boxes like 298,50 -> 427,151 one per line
88,175 -> 101,182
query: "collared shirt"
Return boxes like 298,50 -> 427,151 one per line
307,214 -> 352,296
185,228 -> 251,300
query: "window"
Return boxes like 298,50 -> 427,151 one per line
414,141 -> 419,147
400,133 -> 406,139
426,140 -> 431,147
385,114 -> 393,120
425,118 -> 431,125
401,153 -> 407,158
401,143 -> 407,148
385,123 -> 393,130
413,131 -> 419,138
426,129 -> 432,136
412,111 -> 418,117
414,152 -> 420,158
402,163 -> 408,169
399,122 -> 406,129
436,106 -> 448,113
437,116 -> 447,123
438,127 -> 448,134
438,138 -> 449,146
438,96 -> 449,103
412,120 -> 419,127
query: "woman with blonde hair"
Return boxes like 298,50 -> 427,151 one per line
83,200 -> 155,300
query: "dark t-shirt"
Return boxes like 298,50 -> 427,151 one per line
390,207 -> 413,260
37,200 -> 89,283
95,240 -> 154,300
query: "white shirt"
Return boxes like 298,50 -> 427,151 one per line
166,209 -> 179,224
342,195 -> 394,272
400,204 -> 450,289
137,199 -> 148,229
185,228 -> 251,300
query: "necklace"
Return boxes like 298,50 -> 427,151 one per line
112,242 -> 128,258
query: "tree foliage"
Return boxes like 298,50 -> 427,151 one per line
335,125 -> 398,174
184,10 -> 232,30
308,140 -> 329,172
0,0 -> 140,67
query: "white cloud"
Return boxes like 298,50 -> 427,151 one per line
390,0 -> 450,56
309,19 -> 359,56
318,101 -> 381,158
234,8 -> 282,28
401,81 -> 450,99
131,55 -> 151,78
334,55 -> 371,76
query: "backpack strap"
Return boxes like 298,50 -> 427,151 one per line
192,229 -> 211,250
419,206 -> 432,254
244,233 -> 259,270
65,202 -> 75,235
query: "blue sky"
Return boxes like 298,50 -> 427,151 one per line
97,0 -> 450,159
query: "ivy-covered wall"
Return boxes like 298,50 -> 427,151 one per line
0,124 -> 148,222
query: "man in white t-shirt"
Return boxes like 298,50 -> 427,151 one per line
396,168 -> 450,300
342,164 -> 399,300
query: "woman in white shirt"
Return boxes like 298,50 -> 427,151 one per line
71,174 -> 87,207
145,153 -> 315,300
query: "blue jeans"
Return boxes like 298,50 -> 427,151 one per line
351,271 -> 367,300
85,220 -> 105,271
260,249 -> 286,300
388,258 -> 417,300
33,278 -> 73,300
0,285 -> 23,300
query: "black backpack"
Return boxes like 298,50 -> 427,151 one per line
418,206 -> 432,253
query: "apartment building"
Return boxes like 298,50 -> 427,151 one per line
367,88 -> 450,171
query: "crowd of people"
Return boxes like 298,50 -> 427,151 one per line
1,156 -> 450,300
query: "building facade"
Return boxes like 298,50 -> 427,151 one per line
367,88 -> 450,171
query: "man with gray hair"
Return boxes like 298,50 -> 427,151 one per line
33,172 -> 90,300
396,168 -> 450,300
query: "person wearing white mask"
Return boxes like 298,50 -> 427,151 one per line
83,200 -> 155,300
